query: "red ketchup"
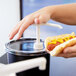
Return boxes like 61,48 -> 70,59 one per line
47,42 -> 61,51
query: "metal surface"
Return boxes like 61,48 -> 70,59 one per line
6,38 -> 46,56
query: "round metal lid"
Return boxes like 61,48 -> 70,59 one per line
5,38 -> 45,55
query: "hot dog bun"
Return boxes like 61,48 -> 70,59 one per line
45,32 -> 76,56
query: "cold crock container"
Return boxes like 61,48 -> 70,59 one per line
6,38 -> 50,76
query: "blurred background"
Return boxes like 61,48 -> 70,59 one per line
0,0 -> 76,76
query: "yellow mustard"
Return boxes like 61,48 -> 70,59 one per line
48,35 -> 75,45
57,38 -> 64,43
48,41 -> 56,45
71,35 -> 75,38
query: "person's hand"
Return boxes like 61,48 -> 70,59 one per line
57,45 -> 76,58
9,6 -> 54,40
9,4 -> 76,40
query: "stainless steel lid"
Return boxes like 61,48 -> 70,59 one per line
5,38 -> 46,56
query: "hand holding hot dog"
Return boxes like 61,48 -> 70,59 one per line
45,32 -> 76,56
57,45 -> 76,58
45,32 -> 76,58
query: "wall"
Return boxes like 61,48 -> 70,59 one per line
0,0 -> 20,56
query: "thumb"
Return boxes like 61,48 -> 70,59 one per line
63,45 -> 76,54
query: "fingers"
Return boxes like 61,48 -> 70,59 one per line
17,23 -> 29,39
57,53 -> 76,58
17,17 -> 39,39
9,14 -> 40,40
9,15 -> 34,40
68,53 -> 76,58
17,18 -> 34,39
9,14 -> 48,40
56,53 -> 65,57
9,20 -> 24,40
57,45 -> 76,58
56,53 -> 71,58
63,45 -> 76,53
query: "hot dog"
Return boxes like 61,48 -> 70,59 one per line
45,32 -> 76,56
